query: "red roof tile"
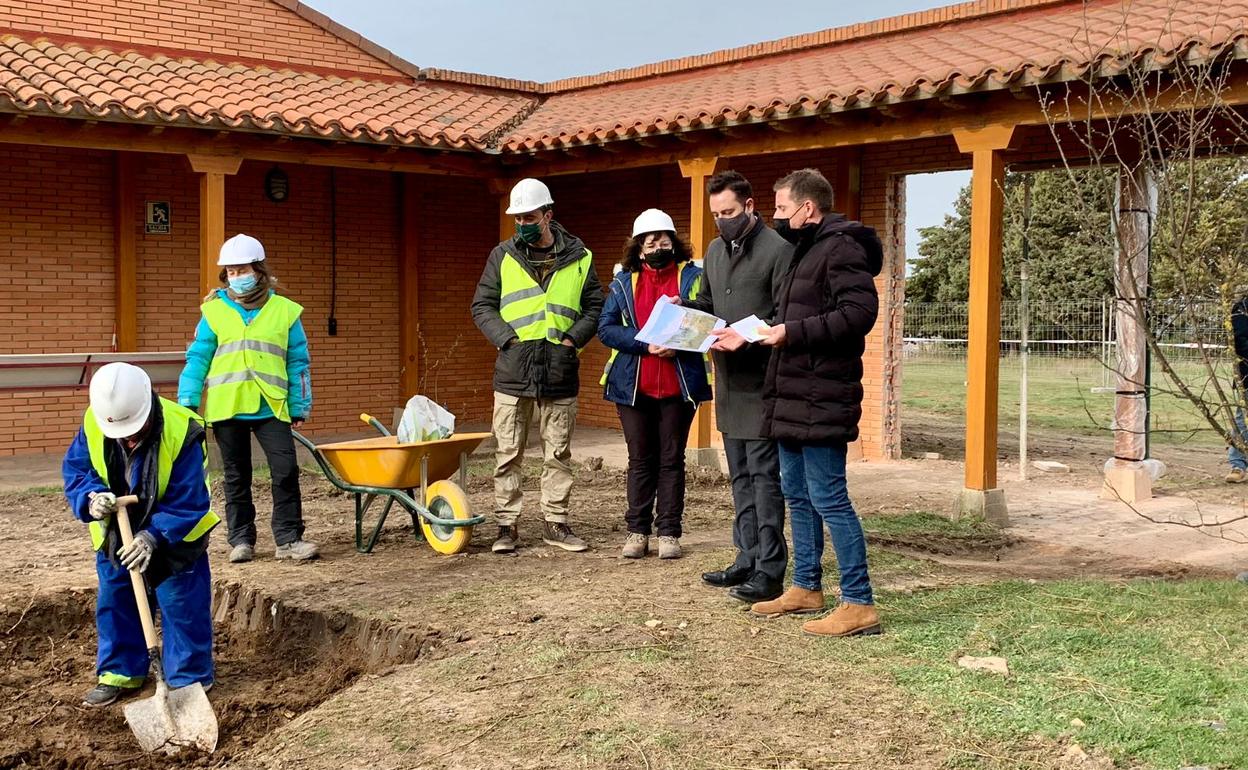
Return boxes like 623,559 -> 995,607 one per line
496,0 -> 1248,151
0,33 -> 537,150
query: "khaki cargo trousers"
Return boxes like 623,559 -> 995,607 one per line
492,392 -> 576,525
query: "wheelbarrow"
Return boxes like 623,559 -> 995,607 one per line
292,414 -> 490,554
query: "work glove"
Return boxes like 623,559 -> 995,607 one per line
118,530 -> 157,573
87,491 -> 117,520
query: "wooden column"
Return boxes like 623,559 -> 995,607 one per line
678,157 -> 723,466
399,174 -> 421,399
488,178 -> 515,243
952,126 -> 1015,523
113,152 -> 137,351
187,155 -> 243,299
833,147 -> 863,221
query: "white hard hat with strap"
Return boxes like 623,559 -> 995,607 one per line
89,362 -> 153,439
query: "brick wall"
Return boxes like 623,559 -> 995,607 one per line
0,145 -> 113,455
0,0 -> 404,76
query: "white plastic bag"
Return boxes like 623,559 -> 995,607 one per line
396,395 -> 455,443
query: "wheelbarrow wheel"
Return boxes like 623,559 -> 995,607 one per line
421,480 -> 473,555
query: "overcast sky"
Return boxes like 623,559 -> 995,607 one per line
303,0 -> 968,266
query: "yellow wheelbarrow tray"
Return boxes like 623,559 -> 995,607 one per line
292,414 -> 489,554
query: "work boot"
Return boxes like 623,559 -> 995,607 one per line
728,573 -> 783,603
750,586 -> 825,617
657,536 -> 682,560
801,602 -> 882,638
492,525 -> 519,554
1226,468 -> 1247,484
543,521 -> 589,552
275,540 -> 319,560
229,543 -> 254,563
621,533 -> 648,559
702,564 -> 751,588
82,683 -> 137,708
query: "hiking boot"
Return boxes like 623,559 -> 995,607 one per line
621,533 -> 648,559
1226,468 -> 1247,484
274,540 -> 319,560
802,602 -> 882,638
751,586 -> 825,617
656,536 -> 682,560
543,521 -> 589,552
492,525 -> 519,553
228,543 -> 254,563
82,683 -> 136,708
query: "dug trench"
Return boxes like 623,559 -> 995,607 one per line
0,581 -> 433,769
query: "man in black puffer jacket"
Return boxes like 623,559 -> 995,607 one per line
755,168 -> 884,638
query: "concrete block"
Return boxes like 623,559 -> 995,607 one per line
1031,460 -> 1070,474
954,488 -> 1008,526
1101,462 -> 1152,503
686,446 -> 721,469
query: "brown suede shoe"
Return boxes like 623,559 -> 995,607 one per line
750,586 -> 825,617
801,602 -> 882,638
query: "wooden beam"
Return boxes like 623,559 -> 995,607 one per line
953,125 -> 1015,493
113,152 -> 137,351
0,115 -> 492,177
678,157 -> 723,456
399,174 -> 421,399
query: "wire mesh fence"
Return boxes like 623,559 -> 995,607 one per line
902,298 -> 1234,447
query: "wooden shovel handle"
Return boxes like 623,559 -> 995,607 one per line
113,495 -> 159,652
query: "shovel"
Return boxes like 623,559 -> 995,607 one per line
114,495 -> 219,755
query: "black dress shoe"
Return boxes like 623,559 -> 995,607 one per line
728,574 -> 783,603
702,564 -> 752,588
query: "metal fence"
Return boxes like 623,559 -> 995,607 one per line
901,298 -> 1234,460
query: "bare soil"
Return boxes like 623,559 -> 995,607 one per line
0,424 -> 1222,769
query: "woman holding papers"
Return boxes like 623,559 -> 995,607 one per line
599,209 -> 712,560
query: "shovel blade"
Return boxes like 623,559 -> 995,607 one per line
123,682 -> 218,755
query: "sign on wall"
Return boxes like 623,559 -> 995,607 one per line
145,201 -> 171,234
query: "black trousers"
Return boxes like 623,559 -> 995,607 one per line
723,437 -> 787,582
616,396 -> 697,537
213,418 -> 304,547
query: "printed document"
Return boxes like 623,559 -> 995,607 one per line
634,297 -> 725,353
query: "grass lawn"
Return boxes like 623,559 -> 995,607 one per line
902,357 -> 1230,447
837,577 -> 1248,769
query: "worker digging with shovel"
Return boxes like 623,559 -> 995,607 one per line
62,362 -> 219,752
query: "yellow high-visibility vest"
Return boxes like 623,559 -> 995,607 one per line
82,399 -> 219,551
201,294 -> 302,423
498,251 -> 594,344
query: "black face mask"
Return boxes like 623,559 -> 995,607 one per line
714,210 -> 753,243
643,248 -> 675,268
774,213 -> 817,245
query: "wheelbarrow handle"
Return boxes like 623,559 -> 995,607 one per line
113,496 -> 160,655
360,413 -> 392,437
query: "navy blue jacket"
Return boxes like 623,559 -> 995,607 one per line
598,262 -> 713,406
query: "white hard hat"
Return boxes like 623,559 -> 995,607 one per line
631,208 -> 676,238
89,362 -> 153,439
505,178 -> 554,215
218,233 -> 266,266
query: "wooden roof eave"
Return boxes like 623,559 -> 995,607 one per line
0,110 -> 495,177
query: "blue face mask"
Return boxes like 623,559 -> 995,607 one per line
228,274 -> 259,294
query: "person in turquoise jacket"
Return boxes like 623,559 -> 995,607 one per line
178,234 -> 317,564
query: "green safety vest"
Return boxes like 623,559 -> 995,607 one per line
498,251 -> 594,345
201,295 -> 302,423
82,399 -> 219,551
600,263 -> 713,388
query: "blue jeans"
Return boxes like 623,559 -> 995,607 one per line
779,441 -> 873,605
1229,408 -> 1248,470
